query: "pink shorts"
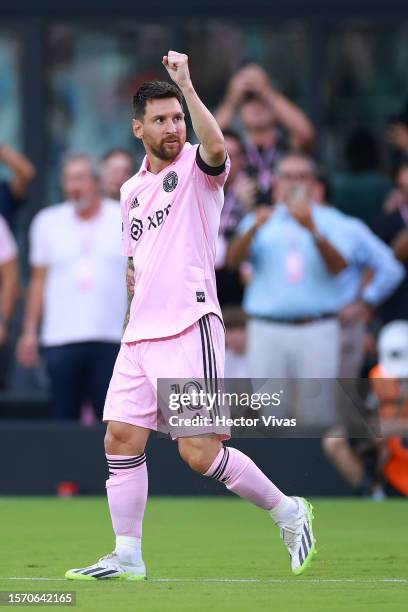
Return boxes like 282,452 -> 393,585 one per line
103,313 -> 230,440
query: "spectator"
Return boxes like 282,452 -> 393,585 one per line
323,322 -> 408,498
373,161 -> 408,324
387,121 -> 408,161
0,143 -> 36,230
101,148 -> 134,201
332,128 -> 392,227
315,170 -> 404,493
370,321 -> 408,497
386,102 -> 408,183
16,154 -> 126,420
215,63 -> 314,204
313,169 -> 405,378
383,107 -> 408,211
0,213 -> 18,388
216,130 -> 257,306
322,411 -> 381,498
227,153 -> 354,427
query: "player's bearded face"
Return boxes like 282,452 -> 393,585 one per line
149,134 -> 184,161
136,98 -> 186,161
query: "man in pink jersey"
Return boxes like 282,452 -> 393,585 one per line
66,51 -> 316,581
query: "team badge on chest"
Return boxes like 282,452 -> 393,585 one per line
163,171 -> 178,192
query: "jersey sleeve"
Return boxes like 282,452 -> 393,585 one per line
194,145 -> 230,190
0,214 -> 17,264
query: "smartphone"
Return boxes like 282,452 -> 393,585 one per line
287,185 -> 307,210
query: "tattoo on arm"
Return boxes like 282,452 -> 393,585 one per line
123,257 -> 135,334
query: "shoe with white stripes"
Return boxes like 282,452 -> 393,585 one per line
65,552 -> 146,581
276,497 -> 316,576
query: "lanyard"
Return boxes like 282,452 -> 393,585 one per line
398,203 -> 408,226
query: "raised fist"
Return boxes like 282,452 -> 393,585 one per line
162,51 -> 191,90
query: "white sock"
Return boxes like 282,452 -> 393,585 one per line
115,535 -> 142,565
269,495 -> 298,524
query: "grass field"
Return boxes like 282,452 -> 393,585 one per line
0,497 -> 406,611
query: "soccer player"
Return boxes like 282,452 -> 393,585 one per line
65,51 -> 316,581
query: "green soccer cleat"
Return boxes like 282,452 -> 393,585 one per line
65,552 -> 146,581
276,497 -> 317,576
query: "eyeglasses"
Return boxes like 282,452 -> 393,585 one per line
278,172 -> 312,181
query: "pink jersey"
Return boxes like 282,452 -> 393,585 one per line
121,142 -> 230,343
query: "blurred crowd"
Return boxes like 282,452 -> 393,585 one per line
1,62 -> 408,497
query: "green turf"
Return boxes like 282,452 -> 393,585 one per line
0,497 -> 406,611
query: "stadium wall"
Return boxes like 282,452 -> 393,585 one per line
0,422 -> 350,496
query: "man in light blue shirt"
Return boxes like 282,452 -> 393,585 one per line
235,202 -> 355,320
227,153 -> 354,427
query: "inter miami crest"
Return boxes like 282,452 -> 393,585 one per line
163,171 -> 178,192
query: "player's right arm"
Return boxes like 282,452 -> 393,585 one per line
16,265 -> 46,367
122,257 -> 135,334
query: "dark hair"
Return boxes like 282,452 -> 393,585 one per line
102,148 -> 133,162
222,129 -> 244,153
133,81 -> 184,119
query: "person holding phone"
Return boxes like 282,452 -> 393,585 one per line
227,153 -> 354,426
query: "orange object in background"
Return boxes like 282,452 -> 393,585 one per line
369,364 -> 408,496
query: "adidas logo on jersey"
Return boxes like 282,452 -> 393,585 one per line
130,197 -> 139,209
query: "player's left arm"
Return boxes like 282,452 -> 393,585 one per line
162,51 -> 226,168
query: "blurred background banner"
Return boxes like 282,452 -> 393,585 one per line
0,1 -> 406,218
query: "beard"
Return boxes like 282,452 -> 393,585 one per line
150,137 -> 184,161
